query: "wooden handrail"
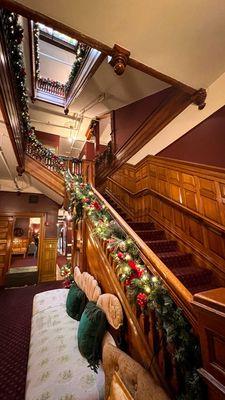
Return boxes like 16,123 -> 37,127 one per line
91,186 -> 196,329
107,177 -> 225,236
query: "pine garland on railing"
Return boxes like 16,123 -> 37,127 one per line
26,130 -> 65,171
1,10 -> 30,134
33,22 -> 40,80
65,43 -> 89,94
65,171 -> 205,400
1,11 -> 66,170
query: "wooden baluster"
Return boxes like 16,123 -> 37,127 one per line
156,321 -> 167,380
166,342 -> 180,395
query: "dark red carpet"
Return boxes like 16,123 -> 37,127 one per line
0,281 -> 63,400
10,256 -> 37,268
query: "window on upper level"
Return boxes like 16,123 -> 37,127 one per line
38,23 -> 78,51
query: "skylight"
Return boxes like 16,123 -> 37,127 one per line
38,23 -> 78,47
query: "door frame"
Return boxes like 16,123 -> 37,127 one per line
0,212 -> 45,281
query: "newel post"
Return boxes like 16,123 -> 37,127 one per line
192,288 -> 225,400
81,160 -> 95,185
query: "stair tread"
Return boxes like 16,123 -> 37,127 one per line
146,239 -> 177,244
173,266 -> 212,277
189,283 -> 218,294
137,229 -> 164,233
157,251 -> 192,258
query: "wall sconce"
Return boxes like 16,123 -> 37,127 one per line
45,213 -> 49,226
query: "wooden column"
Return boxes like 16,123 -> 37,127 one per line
193,288 -> 225,399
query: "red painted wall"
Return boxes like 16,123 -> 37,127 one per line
36,131 -> 60,153
0,192 -> 59,237
114,87 -> 174,152
157,105 -> 225,168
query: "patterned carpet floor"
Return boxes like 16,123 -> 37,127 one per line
0,281 -> 63,400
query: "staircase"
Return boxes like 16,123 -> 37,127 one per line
104,194 -> 218,295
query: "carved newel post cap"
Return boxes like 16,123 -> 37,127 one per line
192,88 -> 207,110
110,44 -> 130,76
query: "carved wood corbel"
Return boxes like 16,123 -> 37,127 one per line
191,88 -> 207,110
110,44 -> 130,75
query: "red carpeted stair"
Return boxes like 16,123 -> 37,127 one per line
105,194 -> 218,295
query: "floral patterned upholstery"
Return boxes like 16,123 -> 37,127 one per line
26,290 -> 105,400
32,289 -> 68,316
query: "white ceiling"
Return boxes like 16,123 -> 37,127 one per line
16,0 -> 225,89
69,60 -> 168,116
29,59 -> 169,143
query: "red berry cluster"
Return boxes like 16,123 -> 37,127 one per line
137,293 -> 148,309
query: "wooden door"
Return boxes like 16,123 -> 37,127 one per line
38,238 -> 57,282
0,217 -> 14,285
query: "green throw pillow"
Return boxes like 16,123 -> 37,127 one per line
66,283 -> 87,321
78,301 -> 108,372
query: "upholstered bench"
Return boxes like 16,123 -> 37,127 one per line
25,267 -> 169,400
25,268 -> 122,400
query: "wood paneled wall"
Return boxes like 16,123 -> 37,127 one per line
104,156 -> 225,283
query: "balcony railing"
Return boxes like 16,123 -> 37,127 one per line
37,77 -> 65,98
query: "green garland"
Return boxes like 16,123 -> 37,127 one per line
65,43 -> 89,94
64,171 -> 205,400
2,10 -> 66,169
2,10 -> 30,134
33,22 -> 40,80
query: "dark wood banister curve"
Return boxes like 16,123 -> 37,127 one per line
91,186 -> 196,329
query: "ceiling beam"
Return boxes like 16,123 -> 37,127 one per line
1,0 -> 206,106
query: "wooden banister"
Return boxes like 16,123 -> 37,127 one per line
25,155 -> 65,197
92,186 -> 196,327
193,288 -> 225,399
